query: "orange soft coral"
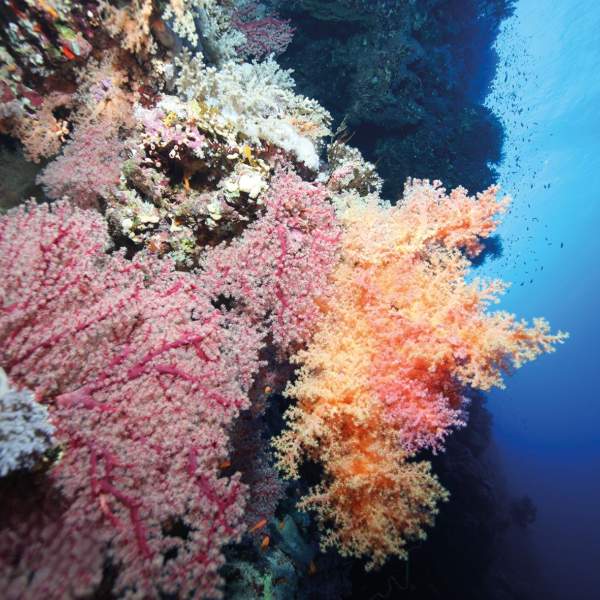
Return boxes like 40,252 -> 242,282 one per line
100,0 -> 156,57
273,180 -> 567,568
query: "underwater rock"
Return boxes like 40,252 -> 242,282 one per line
277,0 -> 513,199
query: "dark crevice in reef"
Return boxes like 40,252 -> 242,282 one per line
276,0 -> 514,200
0,135 -> 45,213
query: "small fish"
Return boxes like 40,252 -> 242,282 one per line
218,460 -> 231,469
151,17 -> 178,49
61,45 -> 76,60
249,518 -> 267,533
308,560 -> 317,575
264,385 -> 272,394
260,535 -> 270,550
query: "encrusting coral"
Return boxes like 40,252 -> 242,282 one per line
0,1 -> 566,597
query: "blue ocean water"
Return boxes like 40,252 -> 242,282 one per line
483,1 -> 600,597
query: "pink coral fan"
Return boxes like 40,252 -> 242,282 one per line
0,201 -> 263,599
233,2 -> 295,60
200,170 -> 341,354
37,122 -> 124,208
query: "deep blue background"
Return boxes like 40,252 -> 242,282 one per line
482,2 -> 600,597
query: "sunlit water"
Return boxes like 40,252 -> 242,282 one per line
482,1 -> 600,598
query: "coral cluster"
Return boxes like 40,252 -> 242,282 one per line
0,369 -> 55,477
103,57 -> 332,266
0,1 -> 565,598
200,169 -> 340,353
0,201 -> 261,598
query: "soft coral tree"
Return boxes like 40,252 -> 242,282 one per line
274,180 -> 567,569
0,201 -> 262,599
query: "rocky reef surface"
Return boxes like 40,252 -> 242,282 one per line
275,0 -> 513,199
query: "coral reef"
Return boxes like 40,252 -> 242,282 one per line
0,1 -> 563,598
277,0 -> 514,198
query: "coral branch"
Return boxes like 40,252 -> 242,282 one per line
274,181 -> 567,568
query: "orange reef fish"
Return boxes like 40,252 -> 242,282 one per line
249,518 -> 267,533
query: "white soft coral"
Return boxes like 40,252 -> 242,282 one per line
174,55 -> 331,169
0,368 -> 55,477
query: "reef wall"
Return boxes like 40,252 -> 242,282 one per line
276,0 -> 513,199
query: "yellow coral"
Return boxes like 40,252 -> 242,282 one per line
241,144 -> 253,161
163,111 -> 179,127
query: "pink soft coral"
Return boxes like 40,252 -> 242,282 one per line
37,122 -> 124,208
0,201 -> 262,599
232,2 -> 295,60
